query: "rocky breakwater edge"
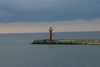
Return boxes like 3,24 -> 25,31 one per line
31,39 -> 100,45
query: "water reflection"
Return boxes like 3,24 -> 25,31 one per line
49,45 -> 53,48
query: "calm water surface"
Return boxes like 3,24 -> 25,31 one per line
0,32 -> 100,67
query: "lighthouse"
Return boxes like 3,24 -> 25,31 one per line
49,27 -> 53,41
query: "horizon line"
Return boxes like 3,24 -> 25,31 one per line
0,31 -> 100,34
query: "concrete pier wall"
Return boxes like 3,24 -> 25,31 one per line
57,39 -> 100,44
58,39 -> 100,42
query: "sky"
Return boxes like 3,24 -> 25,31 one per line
0,0 -> 100,33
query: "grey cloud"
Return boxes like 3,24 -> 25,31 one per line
0,0 -> 100,23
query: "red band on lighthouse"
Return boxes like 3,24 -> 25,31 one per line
49,27 -> 53,41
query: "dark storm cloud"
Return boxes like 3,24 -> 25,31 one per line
0,0 -> 100,23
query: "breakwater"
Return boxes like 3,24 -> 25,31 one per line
32,39 -> 100,45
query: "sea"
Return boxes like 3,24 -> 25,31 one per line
0,31 -> 100,67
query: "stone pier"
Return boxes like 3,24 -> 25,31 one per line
32,39 -> 100,45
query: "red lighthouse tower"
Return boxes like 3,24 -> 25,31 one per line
49,27 -> 53,41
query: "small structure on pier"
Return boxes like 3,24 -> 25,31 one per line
49,27 -> 53,41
